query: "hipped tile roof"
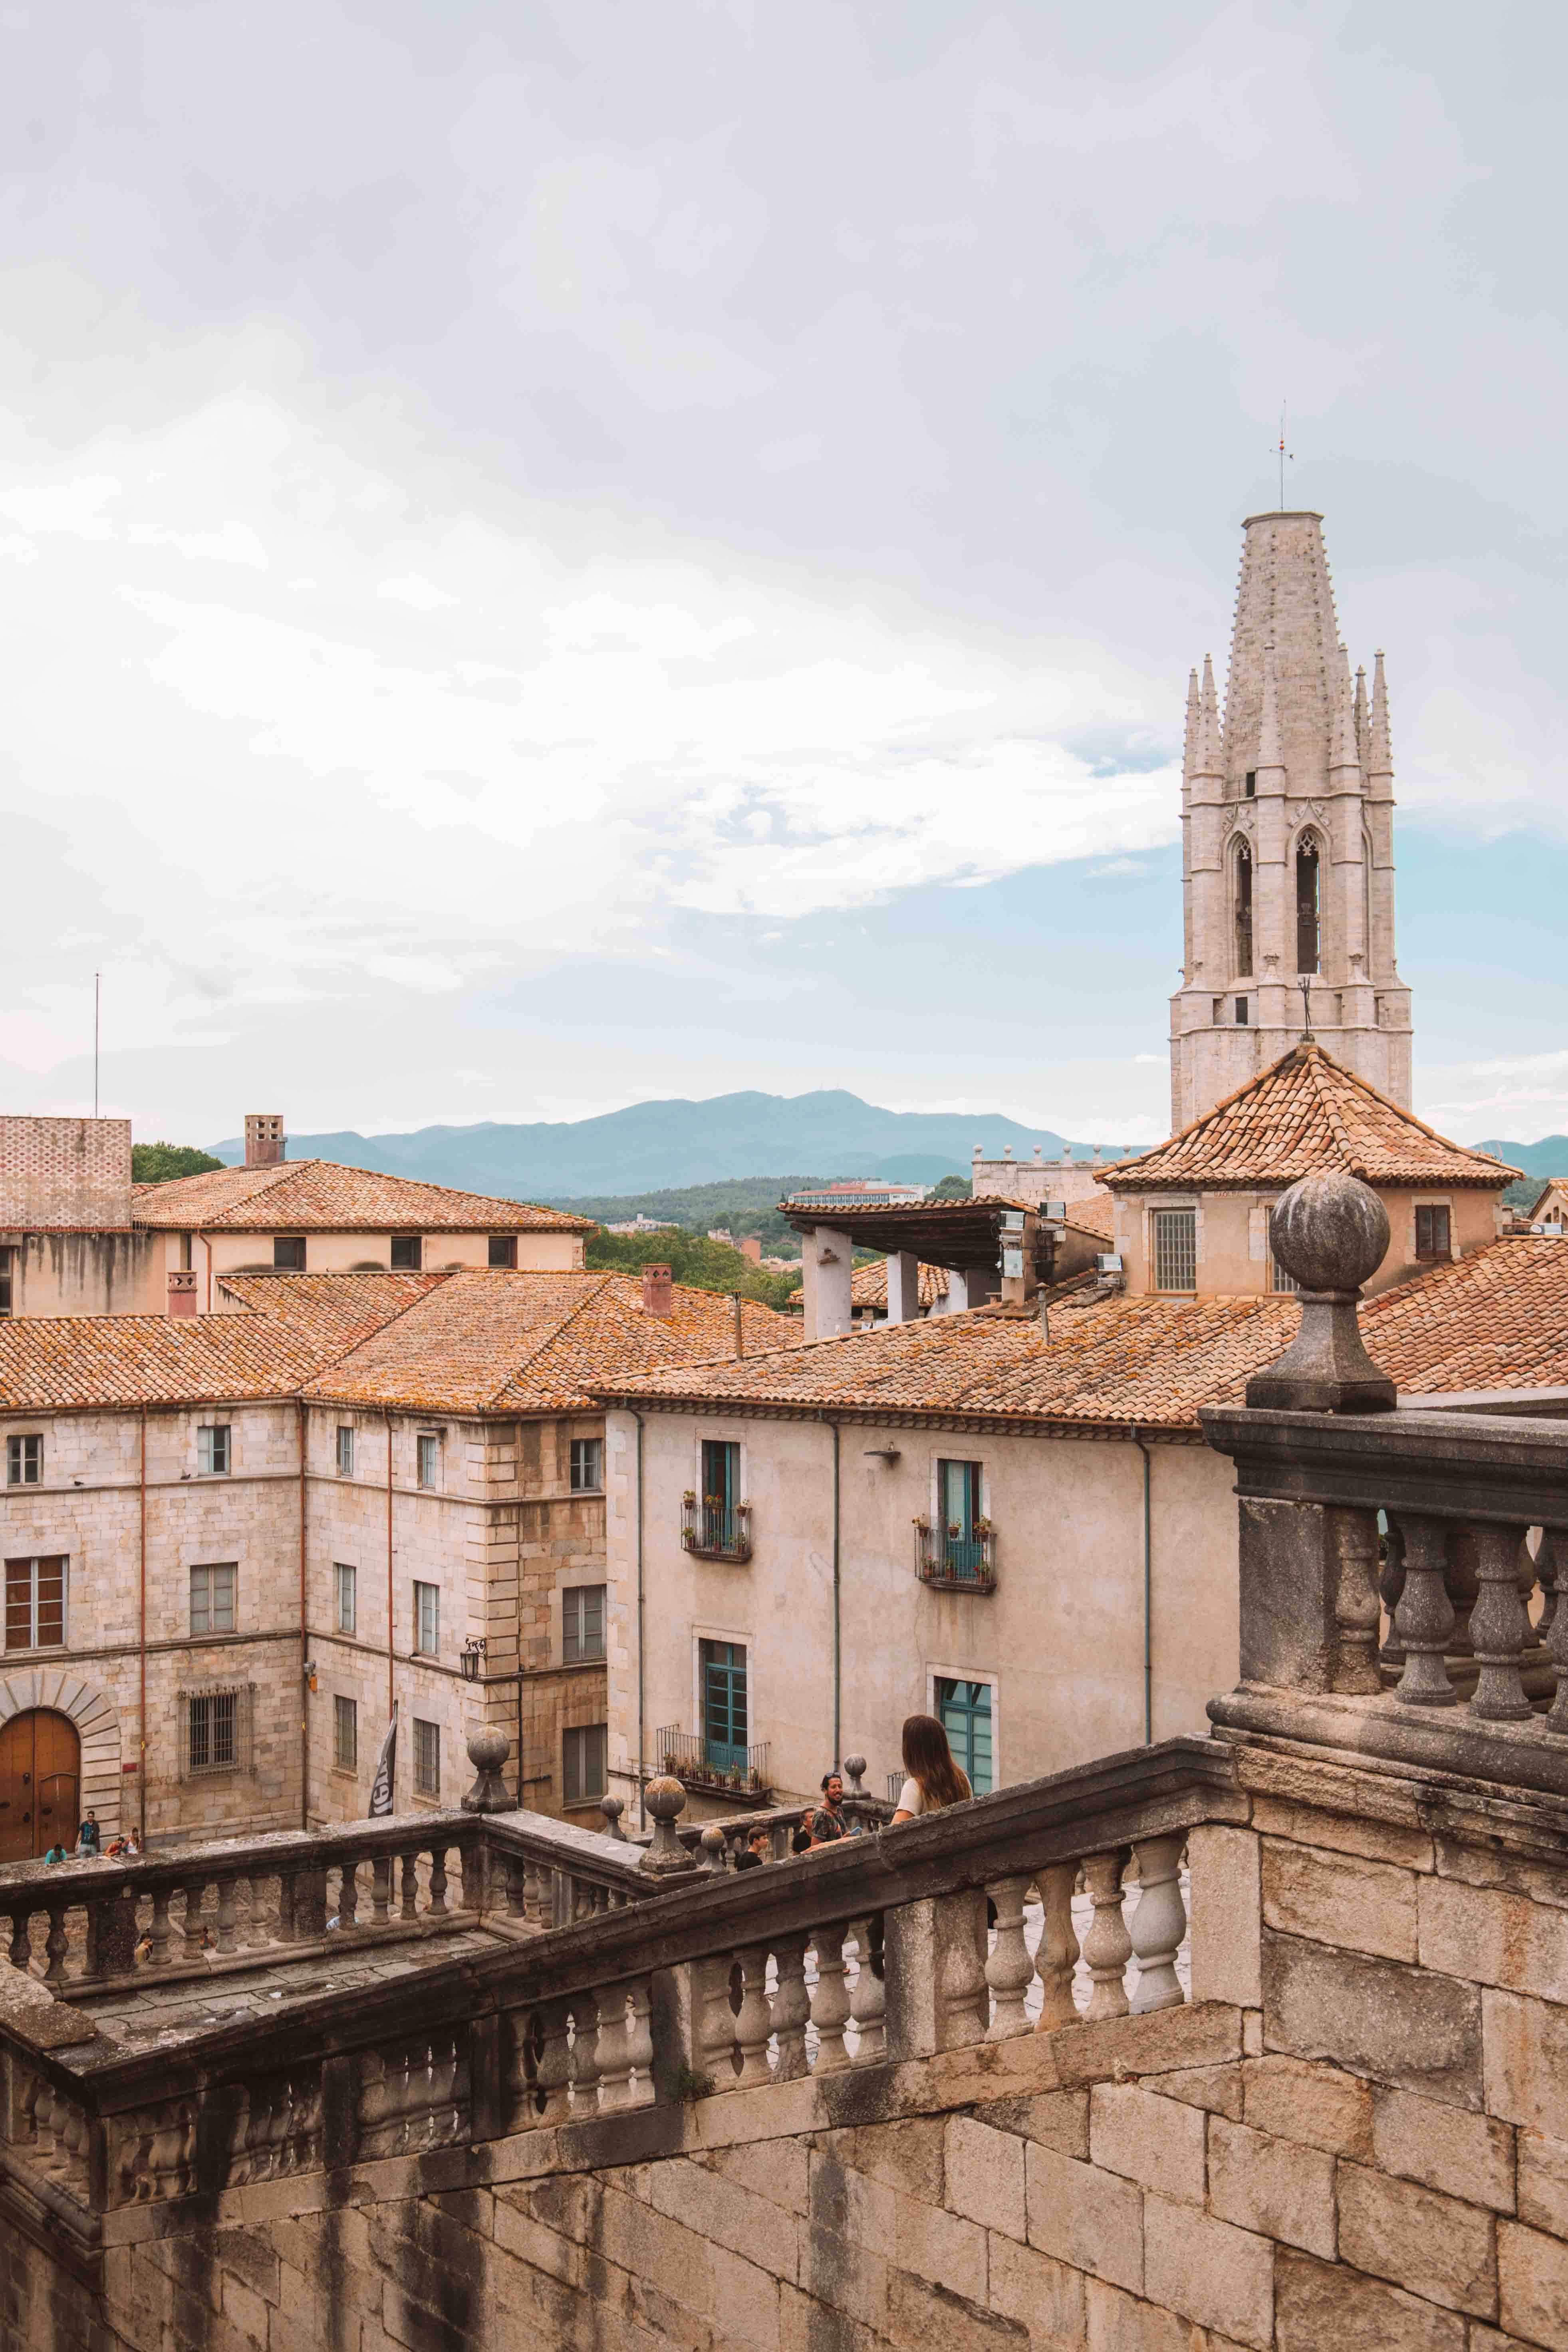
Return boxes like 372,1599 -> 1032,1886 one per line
133,1160 -> 592,1233
0,1315 -> 337,1412
597,1238 -> 1568,1434
1101,1043 -> 1517,1193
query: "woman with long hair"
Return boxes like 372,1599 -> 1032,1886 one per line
892,1712 -> 971,1822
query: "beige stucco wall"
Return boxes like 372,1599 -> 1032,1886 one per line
196,1225 -> 583,1299
604,1407 -> 1238,1809
0,1230 -> 168,1318
1113,1182 -> 1501,1298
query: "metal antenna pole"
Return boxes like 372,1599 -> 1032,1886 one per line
93,973 -> 100,1117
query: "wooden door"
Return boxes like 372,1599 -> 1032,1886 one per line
0,1711 -> 80,1862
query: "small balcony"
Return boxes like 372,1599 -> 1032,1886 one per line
681,1493 -> 752,1563
914,1518 -> 997,1594
655,1725 -> 772,1803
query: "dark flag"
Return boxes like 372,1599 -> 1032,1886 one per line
369,1702 -> 399,1817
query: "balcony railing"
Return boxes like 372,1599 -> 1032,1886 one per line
655,1725 -> 771,1801
681,1495 -> 752,1562
914,1519 -> 997,1592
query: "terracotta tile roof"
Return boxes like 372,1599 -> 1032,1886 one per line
597,1237 -> 1568,1433
215,1270 -> 447,1350
0,1315 -> 332,1413
300,1271 -> 802,1417
786,1262 -> 951,1313
132,1161 -> 592,1233
1066,1196 -> 1117,1243
1101,1043 -> 1518,1193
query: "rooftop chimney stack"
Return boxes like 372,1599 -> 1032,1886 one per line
167,1271 -> 198,1319
641,1263 -> 674,1317
244,1115 -> 286,1169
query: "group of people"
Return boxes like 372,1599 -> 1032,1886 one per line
41,1812 -> 144,1865
725,1713 -> 973,1871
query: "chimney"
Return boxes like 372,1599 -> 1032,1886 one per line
641,1263 -> 673,1316
167,1270 -> 198,1319
244,1114 -> 286,1169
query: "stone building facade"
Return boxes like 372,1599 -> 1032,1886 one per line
1169,511 -> 1414,1130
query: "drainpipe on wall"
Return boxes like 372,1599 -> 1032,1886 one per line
1129,1425 -> 1153,1745
384,1410 -> 395,1721
631,1407 -> 647,1830
819,1414 -> 842,1766
201,1233 -> 214,1315
138,1405 -> 148,1840
298,1400 -> 309,1830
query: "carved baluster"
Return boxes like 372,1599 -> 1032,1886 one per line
1470,1523 -> 1535,1721
1537,1529 -> 1559,1636
1445,1528 -> 1480,1659
399,1853 -> 420,1922
569,1995 -> 601,2112
147,2106 -> 189,2201
32,2079 -> 58,2161
849,1918 -> 886,2065
147,1888 -> 172,1969
247,1874 -> 274,1947
371,1857 -> 391,1929
274,1874 -> 298,1946
214,1876 -> 238,1955
594,1985 -> 633,2110
425,2033 -> 458,2146
43,1903 -> 69,1988
504,1855 -> 527,1919
357,2052 -> 391,2157
16,2068 -> 41,2146
7,1908 -> 31,1973
1129,1834 -> 1188,2013
337,1862 -> 359,1931
528,2000 -> 573,2123
1080,1850 -> 1133,2019
809,1925 -> 851,2074
180,1878 -> 208,1961
1330,1505 -> 1384,1693
770,1934 -> 811,2081
935,1893 -> 989,2049
523,1860 -> 548,1925
1034,1864 -> 1081,2029
1391,1512 -> 1458,1706
623,1977 -> 655,2109
427,1851 -> 449,1918
378,2042 -> 412,2157
732,1945 -> 775,2088
984,1876 -> 1034,2040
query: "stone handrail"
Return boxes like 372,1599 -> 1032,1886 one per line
0,1737 -> 1243,2221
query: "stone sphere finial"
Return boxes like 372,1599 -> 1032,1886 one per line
639,1774 -> 696,1876
699,1825 -> 728,1874
460,1725 -> 513,1814
842,1755 -> 867,1796
599,1794 -> 625,1840
1270,1171 -> 1390,1296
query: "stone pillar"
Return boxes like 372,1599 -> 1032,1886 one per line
885,1251 -> 920,1326
800,1227 -> 853,1341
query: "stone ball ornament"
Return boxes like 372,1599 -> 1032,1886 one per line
640,1773 -> 697,1875
1269,1170 -> 1390,1296
460,1724 -> 514,1813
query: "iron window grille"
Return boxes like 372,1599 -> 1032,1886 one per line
189,1563 -> 237,1636
563,1584 -> 606,1663
413,1580 -> 440,1656
197,1424 -> 231,1476
180,1683 -> 254,1778
4,1555 -> 66,1651
915,1521 -> 997,1593
336,1425 -> 354,1476
413,1717 -> 440,1797
334,1562 -> 357,1636
569,1437 -> 603,1493
333,1694 -> 357,1772
6,1435 -> 42,1487
1152,1208 -> 1197,1293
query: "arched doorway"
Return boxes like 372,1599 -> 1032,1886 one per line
0,1710 -> 80,1862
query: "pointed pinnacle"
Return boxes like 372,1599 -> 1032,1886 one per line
1183,667 -> 1200,777
1197,655 -> 1222,773
1370,649 -> 1392,773
1257,641 -> 1283,771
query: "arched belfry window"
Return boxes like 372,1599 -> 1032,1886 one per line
1233,838 -> 1253,977
1296,838 -> 1321,975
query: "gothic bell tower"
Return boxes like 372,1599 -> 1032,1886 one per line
1168,510 -> 1413,1130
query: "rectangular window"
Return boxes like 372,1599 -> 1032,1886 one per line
333,1694 -> 357,1772
1235,996 -> 1249,1025
391,1235 -> 423,1270
197,1424 -> 231,1476
562,1723 -> 607,1805
6,1435 -> 41,1488
188,1689 -> 238,1775
1415,1205 -> 1451,1260
488,1235 -> 517,1270
700,1637 -> 748,1777
1244,770 -> 1256,798
335,1425 -> 354,1476
0,1248 -> 12,1317
413,1717 -> 440,1797
417,1432 -> 440,1489
570,1437 -> 603,1493
273,1236 -> 306,1271
563,1584 -> 606,1663
413,1580 -> 439,1656
1152,1208 -> 1197,1293
936,1460 -> 985,1580
935,1675 -> 994,1797
1269,1253 -> 1299,1295
4,1557 -> 66,1651
190,1562 -> 237,1637
335,1562 -> 357,1636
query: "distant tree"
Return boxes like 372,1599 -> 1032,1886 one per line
584,1226 -> 799,1312
132,1143 -> 224,1185
929,1174 -> 971,1200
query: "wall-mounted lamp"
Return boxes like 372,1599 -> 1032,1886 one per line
460,1636 -> 487,1683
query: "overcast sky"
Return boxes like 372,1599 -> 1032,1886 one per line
2,2 -> 1565,1149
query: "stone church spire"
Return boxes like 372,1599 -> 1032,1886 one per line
1168,511 -> 1413,1130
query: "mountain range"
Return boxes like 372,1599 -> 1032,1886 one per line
1479,1138 -> 1568,1181
211,1090 -> 1131,1201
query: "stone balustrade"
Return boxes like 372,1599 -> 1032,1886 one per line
0,1735 -> 1240,2222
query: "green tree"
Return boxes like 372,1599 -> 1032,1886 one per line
584,1227 -> 800,1312
132,1143 -> 225,1185
929,1173 -> 971,1200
